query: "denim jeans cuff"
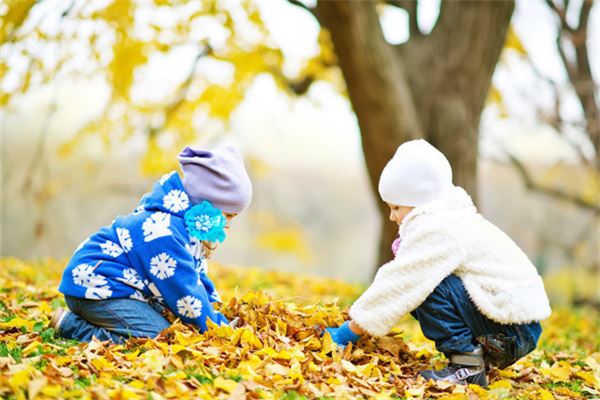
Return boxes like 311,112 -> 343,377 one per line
437,337 -> 476,355
56,310 -> 74,337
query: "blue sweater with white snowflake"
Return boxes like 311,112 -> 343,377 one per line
58,171 -> 228,331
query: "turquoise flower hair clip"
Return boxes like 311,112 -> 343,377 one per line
184,201 -> 227,243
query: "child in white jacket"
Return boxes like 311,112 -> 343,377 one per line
326,140 -> 551,387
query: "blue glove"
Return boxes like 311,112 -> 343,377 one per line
325,321 -> 362,347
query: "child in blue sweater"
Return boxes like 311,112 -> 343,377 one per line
52,146 -> 252,343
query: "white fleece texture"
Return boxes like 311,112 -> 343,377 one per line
349,186 -> 551,337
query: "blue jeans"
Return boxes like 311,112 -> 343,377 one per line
411,275 -> 541,369
57,296 -> 171,344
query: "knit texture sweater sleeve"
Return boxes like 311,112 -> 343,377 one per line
349,224 -> 466,337
128,236 -> 228,331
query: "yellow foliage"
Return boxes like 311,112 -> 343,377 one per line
538,388 -> 555,400
487,85 -> 509,118
109,37 -> 148,100
92,0 -> 134,32
256,227 -> 312,262
0,0 -> 36,44
2,0 -> 290,177
540,362 -> 572,382
198,84 -> 245,120
504,25 -> 527,56
140,137 -> 179,177
0,257 -> 599,399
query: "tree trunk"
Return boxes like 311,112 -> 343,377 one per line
317,0 -> 514,274
317,1 -> 424,269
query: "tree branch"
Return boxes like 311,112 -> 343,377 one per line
522,53 -> 591,165
552,0 -> 600,169
544,0 -> 573,31
577,0 -> 593,31
507,153 -> 600,214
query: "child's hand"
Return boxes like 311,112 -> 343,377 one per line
325,320 -> 362,347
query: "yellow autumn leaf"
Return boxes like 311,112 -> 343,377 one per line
0,317 -> 35,330
141,349 -> 168,371
498,368 -> 517,378
91,356 -> 115,371
213,377 -> 239,394
320,331 -> 335,356
28,377 -> 47,400
240,328 -> 263,349
467,383 -> 489,398
108,388 -> 143,400
504,25 -> 527,56
265,362 -> 290,375
538,388 -> 555,400
38,301 -> 52,314
540,362 -> 571,382
576,371 -> 597,387
21,340 -> 41,356
489,380 -> 512,390
9,367 -> 31,390
437,394 -> 468,400
40,385 -> 63,397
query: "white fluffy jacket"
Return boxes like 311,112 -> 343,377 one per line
350,186 -> 551,337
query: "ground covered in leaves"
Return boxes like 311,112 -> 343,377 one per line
0,258 -> 599,399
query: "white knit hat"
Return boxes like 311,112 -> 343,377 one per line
378,139 -> 453,207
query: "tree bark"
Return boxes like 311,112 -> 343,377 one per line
402,0 -> 514,198
317,0 -> 514,273
317,1 -> 424,268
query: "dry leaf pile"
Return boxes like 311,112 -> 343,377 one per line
0,257 -> 598,399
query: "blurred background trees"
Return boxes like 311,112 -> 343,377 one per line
1,0 -> 598,303
313,0 -> 515,268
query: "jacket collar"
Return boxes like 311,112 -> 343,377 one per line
399,186 -> 476,235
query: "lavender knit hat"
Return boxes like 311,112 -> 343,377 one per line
178,146 -> 252,214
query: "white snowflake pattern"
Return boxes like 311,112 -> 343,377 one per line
130,290 -> 148,302
159,171 -> 176,185
116,268 -> 144,290
72,264 -> 112,299
100,240 -> 124,258
150,252 -> 177,280
85,285 -> 113,300
199,258 -> 209,275
176,295 -> 203,318
72,264 -> 96,286
163,190 -> 189,213
186,237 -> 203,260
210,291 -> 223,303
134,194 -> 149,214
116,228 -> 133,252
142,212 -> 172,242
